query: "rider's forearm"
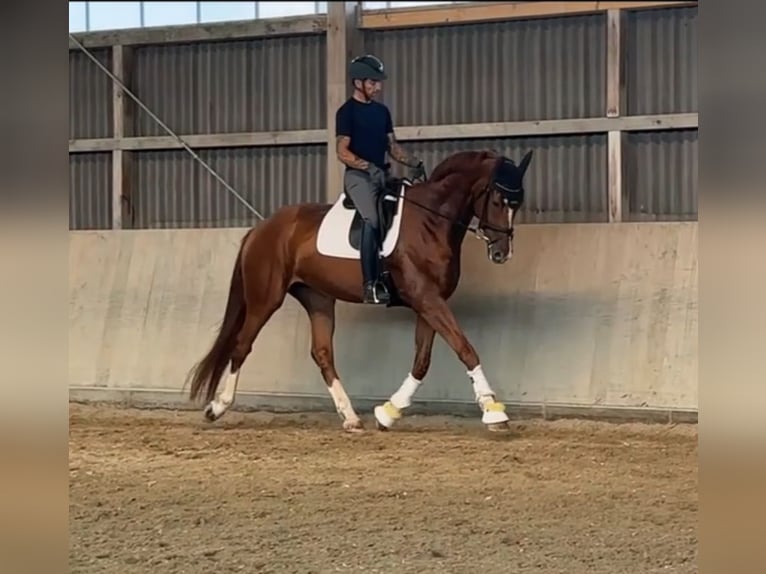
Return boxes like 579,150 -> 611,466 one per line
336,137 -> 370,170
387,135 -> 420,168
339,152 -> 370,171
389,144 -> 420,168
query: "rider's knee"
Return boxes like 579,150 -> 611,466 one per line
359,204 -> 379,224
362,214 -> 380,228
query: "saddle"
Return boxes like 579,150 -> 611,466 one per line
343,176 -> 410,251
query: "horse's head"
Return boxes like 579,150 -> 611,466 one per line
472,150 -> 533,263
431,149 -> 532,263
420,149 -> 533,263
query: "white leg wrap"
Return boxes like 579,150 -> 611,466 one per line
390,373 -> 421,410
467,364 -> 509,425
375,373 -> 422,428
468,364 -> 494,399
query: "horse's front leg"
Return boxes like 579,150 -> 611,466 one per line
413,294 -> 510,431
374,314 -> 435,430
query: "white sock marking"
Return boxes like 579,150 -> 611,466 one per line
210,363 -> 240,417
328,379 -> 359,422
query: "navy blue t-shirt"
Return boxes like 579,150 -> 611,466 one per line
335,98 -> 393,170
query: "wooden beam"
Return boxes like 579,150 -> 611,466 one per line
393,113 -> 699,141
68,114 -> 698,153
69,130 -> 327,153
70,139 -> 121,153
325,2 -> 364,203
606,9 -> 627,118
69,14 -> 327,50
607,131 -> 623,222
605,10 -> 625,222
111,45 -> 134,230
360,1 -> 697,30
65,1 -> 696,51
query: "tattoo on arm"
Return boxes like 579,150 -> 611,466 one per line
336,136 -> 369,170
387,133 -> 419,168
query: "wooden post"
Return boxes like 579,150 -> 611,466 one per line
607,130 -> 623,223
111,45 -> 134,229
326,2 -> 363,203
606,9 -> 626,222
605,9 -> 625,118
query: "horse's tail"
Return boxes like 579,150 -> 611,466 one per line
187,232 -> 249,404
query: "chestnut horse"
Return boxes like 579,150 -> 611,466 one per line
187,148 -> 534,432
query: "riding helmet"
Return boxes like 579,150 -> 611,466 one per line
349,54 -> 388,81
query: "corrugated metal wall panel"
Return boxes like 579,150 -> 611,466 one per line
396,135 -> 607,223
69,48 -> 113,139
364,14 -> 605,126
67,7 -> 696,228
132,34 -> 326,137
623,129 -> 697,221
626,6 -> 698,115
132,145 -> 326,228
70,153 -> 112,230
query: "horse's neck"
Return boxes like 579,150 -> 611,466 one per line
436,173 -> 482,225
413,174 -> 480,245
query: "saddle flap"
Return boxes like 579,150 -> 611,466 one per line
317,177 -> 409,261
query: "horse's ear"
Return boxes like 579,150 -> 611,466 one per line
518,150 -> 534,176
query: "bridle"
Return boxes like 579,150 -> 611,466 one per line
394,156 -> 524,247
469,179 -> 521,248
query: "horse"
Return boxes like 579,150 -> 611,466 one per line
186,148 -> 534,433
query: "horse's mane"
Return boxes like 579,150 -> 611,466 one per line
428,149 -> 499,183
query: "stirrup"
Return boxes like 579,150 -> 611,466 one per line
363,281 -> 389,304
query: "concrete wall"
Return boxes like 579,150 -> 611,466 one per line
69,222 -> 697,421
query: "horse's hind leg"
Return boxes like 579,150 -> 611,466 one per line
290,284 -> 364,433
374,314 -> 435,430
204,281 -> 286,422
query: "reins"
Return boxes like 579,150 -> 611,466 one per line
385,158 -> 519,243
396,186 -> 515,239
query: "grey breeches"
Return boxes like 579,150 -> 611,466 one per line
344,169 -> 383,229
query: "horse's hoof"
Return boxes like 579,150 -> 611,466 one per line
203,403 -> 218,422
481,400 -> 509,429
373,403 -> 400,431
487,421 -> 510,433
343,419 -> 365,433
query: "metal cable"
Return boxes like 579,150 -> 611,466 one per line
69,33 -> 265,222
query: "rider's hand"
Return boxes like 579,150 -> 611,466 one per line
366,163 -> 386,188
409,160 -> 426,181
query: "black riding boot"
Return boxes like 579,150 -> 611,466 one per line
360,222 -> 390,305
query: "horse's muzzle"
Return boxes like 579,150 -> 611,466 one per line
489,247 -> 510,264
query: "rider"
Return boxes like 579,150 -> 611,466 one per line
335,54 -> 424,305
